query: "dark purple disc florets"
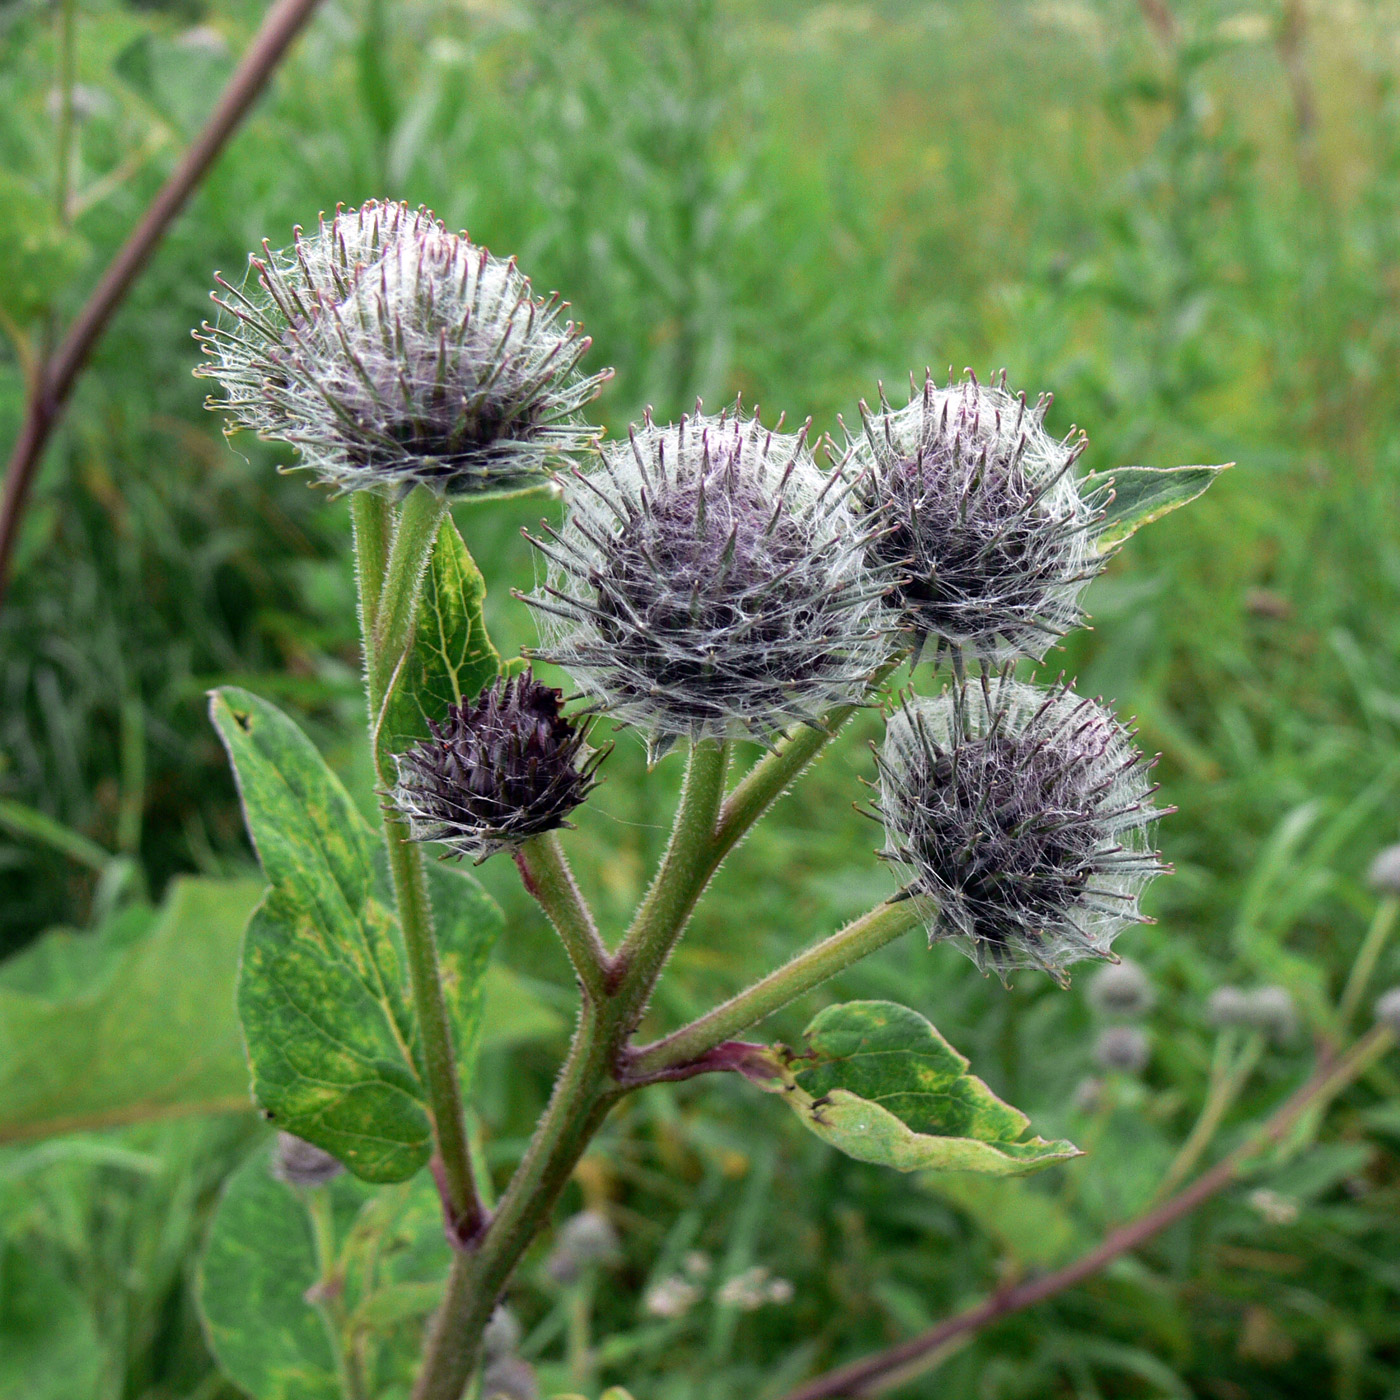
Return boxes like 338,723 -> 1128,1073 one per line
874,674 -> 1165,983
391,671 -> 605,861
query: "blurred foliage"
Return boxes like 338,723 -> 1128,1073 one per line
3,0 -> 1400,1396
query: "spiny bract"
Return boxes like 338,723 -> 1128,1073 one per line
390,670 -> 605,862
525,405 -> 893,757
195,201 -> 611,497
838,370 -> 1104,663
874,674 -> 1165,983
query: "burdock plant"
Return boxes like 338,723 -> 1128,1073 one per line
194,206 -> 1233,1400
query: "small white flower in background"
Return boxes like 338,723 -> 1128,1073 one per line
643,1275 -> 702,1319
1087,958 -> 1156,1019
1093,1025 -> 1151,1075
1374,986 -> 1400,1037
1248,1189 -> 1300,1227
482,1304 -> 523,1361
197,200 -> 610,499
874,675 -> 1165,983
1368,845 -> 1400,896
1073,1076 -> 1105,1113
682,1250 -> 713,1280
716,1266 -> 794,1310
481,1355 -> 539,1400
175,25 -> 231,57
528,404 -> 892,760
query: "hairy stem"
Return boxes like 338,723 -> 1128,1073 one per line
371,485 -> 447,704
628,898 -> 923,1078
413,1003 -> 623,1400
613,738 -> 730,1011
779,1025 -> 1397,1400
515,832 -> 611,1002
353,499 -> 481,1243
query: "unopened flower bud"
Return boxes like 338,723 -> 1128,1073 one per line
875,674 -> 1165,982
481,1356 -> 538,1400
544,1209 -> 620,1284
270,1131 -> 344,1187
527,405 -> 892,758
1208,985 -> 1297,1044
1086,958 -> 1155,1019
1207,986 -> 1251,1028
1094,1024 -> 1151,1074
483,1305 -> 523,1361
1073,1075 -> 1105,1113
1375,986 -> 1400,1037
1369,845 -> 1400,896
391,670 -> 605,862
837,371 -> 1104,663
197,201 -> 610,497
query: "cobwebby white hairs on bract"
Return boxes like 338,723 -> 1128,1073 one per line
197,201 -> 611,498
839,371 -> 1105,664
526,404 -> 895,758
875,673 -> 1166,983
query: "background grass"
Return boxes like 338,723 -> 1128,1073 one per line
4,0 -> 1400,1396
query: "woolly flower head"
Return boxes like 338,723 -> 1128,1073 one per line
390,670 -> 605,862
838,370 -> 1103,662
874,674 -> 1165,983
195,201 -> 611,497
525,405 -> 892,758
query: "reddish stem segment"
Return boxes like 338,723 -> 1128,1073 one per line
0,0 -> 325,605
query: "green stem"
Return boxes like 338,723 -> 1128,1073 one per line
305,1188 -> 367,1400
628,898 -> 923,1079
1152,1029 -> 1263,1204
1338,896 -> 1398,1032
386,817 -> 482,1239
54,0 -> 77,226
371,485 -> 447,704
412,1002 -> 623,1400
351,492 -> 392,644
515,833 -> 611,1002
351,493 -> 480,1242
613,738 -> 729,1014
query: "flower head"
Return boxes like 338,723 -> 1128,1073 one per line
1207,985 -> 1297,1044
196,201 -> 611,497
526,404 -> 892,757
873,674 -> 1166,983
837,371 -> 1104,662
1375,986 -> 1400,1037
1093,1024 -> 1151,1074
271,1131 -> 344,1187
390,670 -> 605,862
1086,957 -> 1156,1019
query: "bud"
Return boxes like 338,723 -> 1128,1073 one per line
1093,1024 -> 1151,1074
526,405 -> 893,758
482,1305 -> 523,1362
391,671 -> 605,862
270,1131 -> 344,1187
1375,986 -> 1400,1037
1208,985 -> 1297,1044
1368,845 -> 1400,896
196,201 -> 611,498
481,1356 -> 539,1400
836,371 -> 1104,663
874,674 -> 1165,983
543,1209 -> 620,1284
1086,958 -> 1155,1019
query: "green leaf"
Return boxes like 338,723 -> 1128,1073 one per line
923,1174 -> 1083,1267
763,1001 -> 1080,1176
199,1141 -> 455,1400
425,859 -> 505,1094
479,964 -> 567,1047
1083,464 -> 1231,553
211,687 -> 430,1183
197,1146 -> 342,1400
0,1248 -> 103,1400
377,513 -> 500,773
0,877 -> 261,1144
